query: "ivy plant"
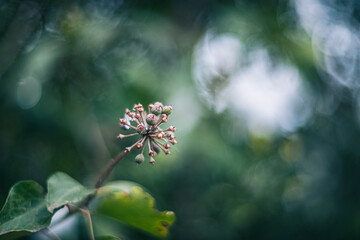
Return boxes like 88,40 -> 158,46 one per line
0,102 -> 177,239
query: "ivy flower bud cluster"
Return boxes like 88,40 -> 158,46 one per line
117,102 -> 176,165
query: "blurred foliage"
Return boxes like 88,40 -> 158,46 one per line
1,0 -> 360,239
93,182 -> 175,238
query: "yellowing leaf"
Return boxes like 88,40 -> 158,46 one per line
92,181 -> 175,238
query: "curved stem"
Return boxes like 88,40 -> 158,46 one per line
94,150 -> 130,188
80,208 -> 95,240
41,150 -> 132,238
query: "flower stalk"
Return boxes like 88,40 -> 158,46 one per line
94,101 -> 177,188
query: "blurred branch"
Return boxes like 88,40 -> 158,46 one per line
80,208 -> 95,240
94,150 -> 131,188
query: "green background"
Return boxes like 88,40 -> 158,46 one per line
1,0 -> 360,239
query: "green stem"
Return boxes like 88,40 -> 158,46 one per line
44,150 -> 132,238
80,208 -> 95,240
94,150 -> 130,188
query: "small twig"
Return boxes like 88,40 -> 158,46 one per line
80,208 -> 95,240
41,150 -> 131,239
94,150 -> 131,188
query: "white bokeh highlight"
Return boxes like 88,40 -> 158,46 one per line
16,77 -> 42,109
193,33 -> 312,137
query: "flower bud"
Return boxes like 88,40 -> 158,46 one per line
135,153 -> 145,164
154,102 -> 164,108
146,114 -> 158,125
117,134 -> 125,139
125,108 -> 130,114
136,143 -> 142,149
137,124 -> 145,132
153,144 -> 161,153
169,126 -> 175,132
151,104 -> 163,115
149,156 -> 155,165
134,103 -> 143,109
162,105 -> 173,115
170,139 -> 177,145
134,113 -> 140,119
166,132 -> 174,139
165,144 -> 170,149
157,133 -> 163,139
149,150 -> 155,156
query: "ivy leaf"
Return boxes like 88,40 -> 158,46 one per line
92,181 -> 175,238
46,172 -> 95,213
0,181 -> 53,236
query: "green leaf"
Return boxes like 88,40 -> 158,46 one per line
96,235 -> 121,240
92,181 -> 175,238
46,172 -> 95,213
0,181 -> 53,236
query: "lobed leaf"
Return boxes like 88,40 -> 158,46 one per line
0,181 -> 52,236
92,181 -> 175,238
46,172 -> 95,213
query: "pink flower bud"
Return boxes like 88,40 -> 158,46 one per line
154,102 -> 164,108
149,156 -> 155,165
146,114 -> 158,125
137,124 -> 145,132
151,104 -> 163,115
117,134 -> 125,139
162,105 -> 173,115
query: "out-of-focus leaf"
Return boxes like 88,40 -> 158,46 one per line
0,181 -> 53,236
92,181 -> 175,238
46,172 -> 95,213
96,235 -> 121,240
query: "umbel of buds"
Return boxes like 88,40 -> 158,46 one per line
118,102 -> 176,165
